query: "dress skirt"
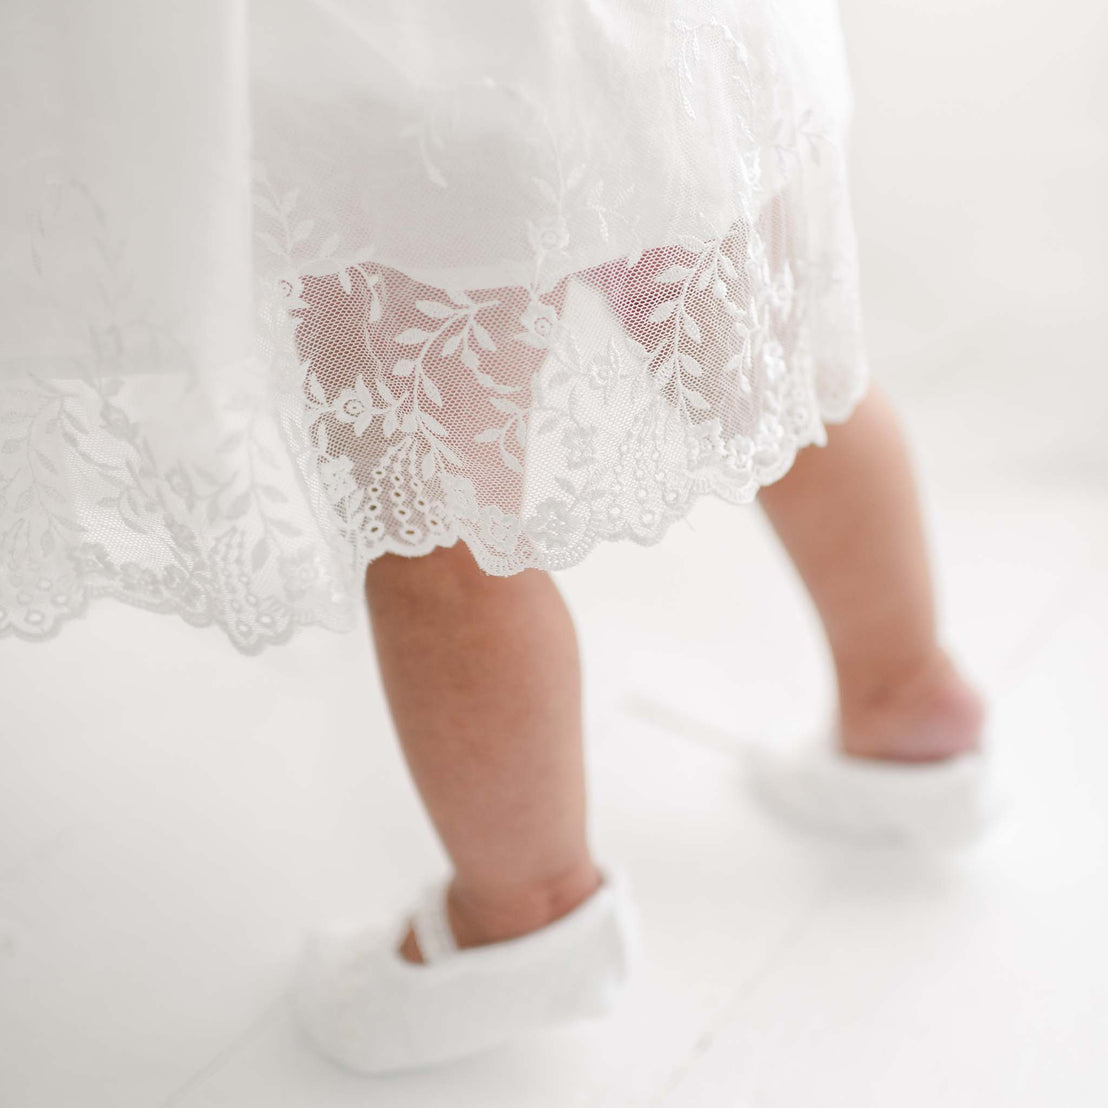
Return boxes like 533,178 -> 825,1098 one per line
0,0 -> 869,652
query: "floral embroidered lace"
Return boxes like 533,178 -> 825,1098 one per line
1,0 -> 868,652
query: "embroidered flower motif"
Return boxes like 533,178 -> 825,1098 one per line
68,542 -> 116,577
318,454 -> 357,504
562,425 -> 598,469
479,504 -> 521,552
782,378 -> 815,435
278,549 -> 326,598
757,412 -> 785,447
526,499 -> 579,550
686,418 -> 726,467
768,264 -> 795,316
723,433 -> 756,472
161,565 -> 209,612
762,339 -> 786,385
274,270 -> 308,312
515,298 -> 559,350
100,402 -> 137,443
119,562 -> 161,595
332,375 -> 376,436
163,514 -> 200,559
585,337 -> 630,388
440,473 -> 480,520
528,216 -> 570,255
165,466 -> 197,509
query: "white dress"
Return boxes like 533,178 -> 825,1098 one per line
0,0 -> 868,652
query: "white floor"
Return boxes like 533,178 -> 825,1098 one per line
3,1 -> 1107,1103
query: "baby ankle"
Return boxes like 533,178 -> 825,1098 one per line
838,653 -> 986,762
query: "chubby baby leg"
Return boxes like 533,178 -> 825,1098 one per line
758,384 -> 985,762
363,542 -> 602,962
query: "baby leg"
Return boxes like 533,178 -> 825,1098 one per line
364,543 -> 602,963
758,385 -> 985,761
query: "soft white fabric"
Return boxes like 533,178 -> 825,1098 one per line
745,747 -> 1003,851
1,0 -> 869,652
410,881 -> 459,963
292,864 -> 642,1073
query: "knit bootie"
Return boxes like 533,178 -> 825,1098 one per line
745,744 -> 1003,851
292,863 -> 643,1075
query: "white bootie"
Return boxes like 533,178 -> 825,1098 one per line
744,743 -> 1003,851
292,864 -> 642,1075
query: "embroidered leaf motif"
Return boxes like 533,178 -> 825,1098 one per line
654,265 -> 694,284
649,300 -> 678,324
376,376 -> 396,404
471,321 -> 496,352
437,440 -> 464,469
654,358 -> 677,387
419,410 -> 448,439
421,373 -> 444,408
307,373 -> 327,403
226,492 -> 251,520
719,254 -> 740,281
415,299 -> 456,319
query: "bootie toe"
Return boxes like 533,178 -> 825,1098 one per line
745,744 -> 1004,851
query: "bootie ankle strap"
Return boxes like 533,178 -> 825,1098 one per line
410,881 -> 457,963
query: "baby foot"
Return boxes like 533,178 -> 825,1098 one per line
296,864 -> 639,1075
838,649 -> 986,763
745,650 -> 997,849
